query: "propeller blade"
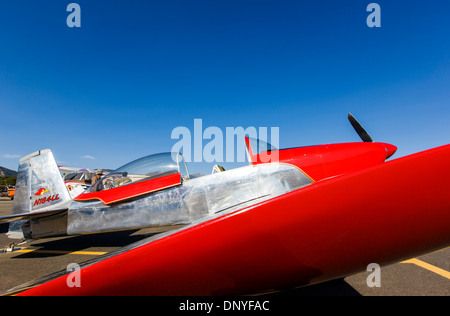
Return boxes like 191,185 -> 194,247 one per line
348,113 -> 374,143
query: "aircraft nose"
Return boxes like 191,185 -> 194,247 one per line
383,143 -> 397,159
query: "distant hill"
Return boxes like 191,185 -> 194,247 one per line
0,166 -> 17,177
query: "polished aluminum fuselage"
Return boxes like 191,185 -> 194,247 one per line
15,164 -> 312,239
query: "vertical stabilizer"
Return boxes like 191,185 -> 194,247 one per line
12,149 -> 72,215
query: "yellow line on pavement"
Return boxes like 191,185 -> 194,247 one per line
401,258 -> 450,280
14,249 -> 107,256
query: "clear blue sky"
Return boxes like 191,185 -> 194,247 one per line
1,1 -> 449,174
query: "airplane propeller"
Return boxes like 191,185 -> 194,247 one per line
348,113 -> 374,143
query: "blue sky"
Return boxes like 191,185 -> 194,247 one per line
0,1 -> 449,174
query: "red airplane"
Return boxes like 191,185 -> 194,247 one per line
4,114 -> 450,296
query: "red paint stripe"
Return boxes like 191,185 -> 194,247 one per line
74,173 -> 181,205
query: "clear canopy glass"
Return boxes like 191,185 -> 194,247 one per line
247,137 -> 278,155
87,152 -> 188,193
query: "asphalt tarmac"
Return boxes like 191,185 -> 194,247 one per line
1,197 -> 449,296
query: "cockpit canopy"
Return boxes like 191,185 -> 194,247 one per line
246,137 -> 278,156
75,152 -> 188,204
64,171 -> 96,182
114,152 -> 188,180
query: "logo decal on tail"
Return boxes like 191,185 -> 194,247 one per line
33,188 -> 60,206
34,188 -> 50,196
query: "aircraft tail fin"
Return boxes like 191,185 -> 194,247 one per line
12,149 -> 72,216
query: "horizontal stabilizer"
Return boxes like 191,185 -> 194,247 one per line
0,209 -> 68,224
